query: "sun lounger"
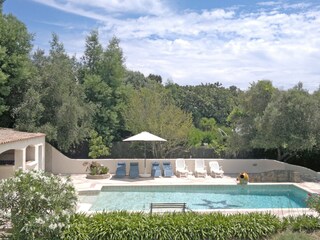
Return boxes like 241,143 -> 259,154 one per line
129,162 -> 139,178
151,162 -> 161,177
194,159 -> 207,177
163,162 -> 173,177
175,159 -> 189,177
209,161 -> 224,178
115,162 -> 126,178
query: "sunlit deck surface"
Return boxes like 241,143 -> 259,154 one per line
70,174 -> 320,217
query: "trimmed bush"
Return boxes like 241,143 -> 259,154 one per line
63,212 -> 283,240
0,170 -> 77,239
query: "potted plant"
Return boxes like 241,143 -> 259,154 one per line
237,172 -> 249,184
83,161 -> 110,179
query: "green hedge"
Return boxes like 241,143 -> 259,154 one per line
61,211 -> 315,240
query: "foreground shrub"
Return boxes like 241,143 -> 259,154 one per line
283,215 -> 320,232
0,170 -> 77,239
63,212 -> 282,240
306,193 -> 320,214
270,230 -> 318,240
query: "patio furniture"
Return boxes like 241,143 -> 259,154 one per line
151,162 -> 161,177
150,202 -> 186,214
163,162 -> 173,177
123,131 -> 166,178
115,162 -> 126,178
194,159 -> 207,178
129,162 -> 139,178
175,159 -> 189,177
209,161 -> 224,178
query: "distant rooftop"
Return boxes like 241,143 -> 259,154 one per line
0,128 -> 45,145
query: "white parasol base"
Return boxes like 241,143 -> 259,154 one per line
139,173 -> 151,178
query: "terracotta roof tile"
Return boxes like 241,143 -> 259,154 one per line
0,128 -> 45,145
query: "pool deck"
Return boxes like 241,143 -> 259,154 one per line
71,173 -> 320,217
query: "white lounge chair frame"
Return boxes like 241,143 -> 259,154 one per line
175,159 -> 189,177
209,161 -> 224,178
194,159 -> 207,178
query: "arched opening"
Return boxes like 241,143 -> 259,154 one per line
0,149 -> 15,179
0,149 -> 15,165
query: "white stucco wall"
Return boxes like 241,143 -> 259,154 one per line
0,136 -> 45,155
45,144 -> 319,179
0,136 -> 46,179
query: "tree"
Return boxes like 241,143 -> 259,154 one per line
81,30 -> 103,76
166,82 -> 239,126
14,34 -> 92,151
100,36 -> 125,88
229,81 -> 319,162
227,80 -> 276,154
0,0 -> 5,14
88,130 -> 110,159
253,83 -> 319,161
147,73 -> 162,84
188,117 -> 231,156
82,35 -> 127,149
124,70 -> 148,89
0,11 -> 33,127
313,88 -> 320,150
123,84 -> 193,157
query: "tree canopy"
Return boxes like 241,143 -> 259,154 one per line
123,84 -> 193,157
0,12 -> 33,127
1,1 -> 319,170
166,82 -> 240,126
14,34 -> 92,151
228,81 -> 320,162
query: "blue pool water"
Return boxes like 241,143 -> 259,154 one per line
82,184 -> 308,211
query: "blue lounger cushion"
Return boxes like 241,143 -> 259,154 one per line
115,162 -> 126,178
163,162 -> 173,177
151,162 -> 161,177
129,162 -> 139,178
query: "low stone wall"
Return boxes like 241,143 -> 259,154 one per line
248,170 -> 301,183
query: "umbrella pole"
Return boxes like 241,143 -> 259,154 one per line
144,142 -> 147,174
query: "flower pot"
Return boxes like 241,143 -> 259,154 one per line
86,173 -> 110,179
237,172 -> 249,184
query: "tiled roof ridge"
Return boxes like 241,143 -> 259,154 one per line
0,128 -> 45,145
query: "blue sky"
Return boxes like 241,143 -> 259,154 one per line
4,0 -> 320,91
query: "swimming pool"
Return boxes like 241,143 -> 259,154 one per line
79,184 -> 309,212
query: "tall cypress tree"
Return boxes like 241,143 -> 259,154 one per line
82,33 -> 126,155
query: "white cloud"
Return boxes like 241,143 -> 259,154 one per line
32,0 -> 320,91
32,0 -> 170,18
75,0 -> 170,15
257,2 -> 280,7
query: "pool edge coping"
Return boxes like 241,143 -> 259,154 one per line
76,182 -> 318,216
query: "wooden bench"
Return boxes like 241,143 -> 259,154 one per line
150,203 -> 187,214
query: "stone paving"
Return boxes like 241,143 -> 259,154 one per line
71,173 -> 239,191
70,173 -> 320,216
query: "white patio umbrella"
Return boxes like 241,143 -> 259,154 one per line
123,131 -> 167,177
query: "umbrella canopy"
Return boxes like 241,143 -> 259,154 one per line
123,131 -> 166,177
123,131 -> 166,142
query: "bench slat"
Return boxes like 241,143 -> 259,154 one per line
150,203 -> 186,214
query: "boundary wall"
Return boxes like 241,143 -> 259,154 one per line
45,144 -> 319,180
